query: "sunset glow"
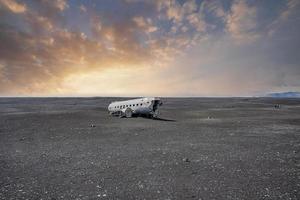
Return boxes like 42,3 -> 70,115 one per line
0,0 -> 299,96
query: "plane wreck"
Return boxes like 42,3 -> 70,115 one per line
108,97 -> 163,118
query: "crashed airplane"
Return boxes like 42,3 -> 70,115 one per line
108,97 -> 162,118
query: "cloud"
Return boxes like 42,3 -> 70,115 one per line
203,0 -> 225,18
89,15 -> 153,65
161,26 -> 300,96
132,16 -> 147,27
0,1 -> 110,94
157,0 -> 197,23
132,16 -> 157,33
79,5 -> 87,13
182,0 -> 197,15
0,0 -> 299,96
42,0 -> 68,12
165,1 -> 183,22
268,0 -> 300,36
279,0 -> 299,21
0,0 -> 189,95
0,0 -> 26,13
187,13 -> 206,32
226,0 -> 260,44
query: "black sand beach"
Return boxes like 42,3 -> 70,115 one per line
0,98 -> 299,199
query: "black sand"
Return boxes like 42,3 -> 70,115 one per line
0,98 -> 299,199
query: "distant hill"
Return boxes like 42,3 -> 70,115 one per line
267,92 -> 300,98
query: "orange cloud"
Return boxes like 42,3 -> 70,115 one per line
1,0 -> 298,96
0,0 -> 26,13
0,0 -> 188,95
226,0 -> 260,44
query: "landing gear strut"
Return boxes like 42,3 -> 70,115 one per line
124,108 -> 132,118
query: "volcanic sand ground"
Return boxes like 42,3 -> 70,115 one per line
0,98 -> 299,199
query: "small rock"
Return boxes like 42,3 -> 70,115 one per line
90,124 -> 96,127
183,158 -> 190,162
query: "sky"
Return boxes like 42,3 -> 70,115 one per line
0,0 -> 299,97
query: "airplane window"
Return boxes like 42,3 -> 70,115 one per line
147,102 -> 149,104
130,105 -> 131,106
140,103 -> 142,106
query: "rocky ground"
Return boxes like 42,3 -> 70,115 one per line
0,97 -> 299,200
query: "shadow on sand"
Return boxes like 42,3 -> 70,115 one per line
141,116 -> 176,122
121,114 -> 176,122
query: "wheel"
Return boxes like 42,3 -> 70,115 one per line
125,108 -> 132,118
118,111 -> 124,118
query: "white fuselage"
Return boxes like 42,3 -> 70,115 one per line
108,97 -> 162,117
